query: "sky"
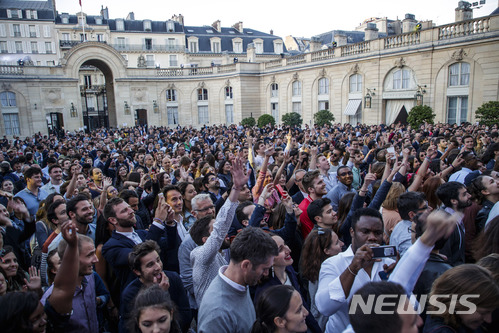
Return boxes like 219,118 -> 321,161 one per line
54,0 -> 498,37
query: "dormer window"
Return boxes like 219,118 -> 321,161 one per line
116,19 -> 125,31
254,39 -> 263,54
95,17 -> 103,25
232,38 -> 243,53
8,9 -> 21,19
144,20 -> 152,31
167,21 -> 175,32
273,40 -> 283,54
61,14 -> 69,24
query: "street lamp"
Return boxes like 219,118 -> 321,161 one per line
124,101 -> 131,115
364,88 -> 375,109
70,102 -> 78,117
415,85 -> 427,106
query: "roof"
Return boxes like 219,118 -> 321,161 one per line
312,29 -> 388,47
0,0 -> 55,20
185,26 -> 286,54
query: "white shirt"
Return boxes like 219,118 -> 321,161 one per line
219,265 -> 246,292
115,230 -> 143,245
448,167 -> 472,184
316,245 -> 395,333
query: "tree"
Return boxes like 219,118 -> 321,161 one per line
314,110 -> 335,127
407,105 -> 436,128
281,112 -> 303,127
475,101 -> 499,127
258,114 -> 275,128
241,117 -> 256,127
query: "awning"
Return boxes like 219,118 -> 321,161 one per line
344,99 -> 362,115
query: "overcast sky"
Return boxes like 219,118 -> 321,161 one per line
55,0 -> 497,37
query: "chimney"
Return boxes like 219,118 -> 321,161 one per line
126,12 -> 135,20
247,43 -> 256,62
232,21 -> 243,33
212,20 -> 221,32
402,13 -> 417,33
100,6 -> 109,20
335,33 -> 347,46
310,36 -> 322,52
455,1 -> 473,22
364,23 -> 379,41
270,29 -> 273,35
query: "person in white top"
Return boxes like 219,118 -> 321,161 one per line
316,207 -> 396,333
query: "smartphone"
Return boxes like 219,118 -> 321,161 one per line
386,146 -> 396,160
275,184 -> 286,198
370,245 -> 397,258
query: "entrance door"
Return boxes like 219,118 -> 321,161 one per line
393,106 -> 409,125
46,112 -> 64,135
135,109 -> 148,126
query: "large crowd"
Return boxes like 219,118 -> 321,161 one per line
0,120 -> 498,333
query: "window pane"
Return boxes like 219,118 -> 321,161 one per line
447,97 -> 457,124
293,102 -> 301,114
393,70 -> 401,89
198,106 -> 209,124
402,70 -> 410,89
167,107 -> 178,125
459,97 -> 468,124
460,63 -> 470,86
271,103 -> 278,121
225,104 -> 233,123
449,64 -> 459,86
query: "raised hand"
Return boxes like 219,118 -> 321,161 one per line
61,220 -> 78,247
23,266 -> 41,291
102,176 -> 112,190
420,210 -> 458,247
258,183 -> 274,205
231,157 -> 250,190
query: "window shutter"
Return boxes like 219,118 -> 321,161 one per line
7,41 -> 14,53
9,24 -> 14,37
35,25 -> 40,37
0,24 -> 6,37
39,41 -> 45,53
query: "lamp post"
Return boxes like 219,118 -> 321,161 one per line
414,85 -> 427,106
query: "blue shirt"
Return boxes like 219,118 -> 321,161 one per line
325,182 -> 356,212
15,187 -> 48,217
389,220 -> 412,257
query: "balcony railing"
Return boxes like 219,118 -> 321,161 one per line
438,17 -> 490,39
109,44 -> 184,52
0,65 -> 23,75
383,31 -> 420,49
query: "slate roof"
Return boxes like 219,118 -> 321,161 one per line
184,26 -> 286,54
312,29 -> 388,48
0,0 -> 55,20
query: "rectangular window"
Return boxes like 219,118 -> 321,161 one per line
271,103 -> 279,121
274,43 -> 283,54
212,41 -> 220,53
225,87 -> 233,99
13,24 -> 21,37
198,105 -> 209,124
292,81 -> 301,96
167,38 -> 176,49
167,107 -> 178,125
0,92 -> 16,107
189,41 -> 198,53
293,102 -> 301,114
271,83 -> 278,98
146,55 -> 154,67
10,10 -> 20,19
447,96 -> 468,125
319,78 -> 329,95
169,55 -> 178,67
84,75 -> 92,88
29,25 -> 36,38
117,37 -> 126,49
116,20 -> 125,31
45,42 -> 52,54
80,33 -> 87,42
166,89 -> 176,102
225,104 -> 234,123
319,101 -> 329,111
198,89 -> 208,101
233,41 -> 242,53
62,33 -> 70,41
3,113 -> 20,135
15,41 -> 23,53
255,42 -> 263,54
0,41 -> 7,53
47,61 -> 55,66
350,74 -> 362,92
31,41 -> 38,53
460,63 -> 470,86
145,38 -> 152,50
97,34 -> 103,42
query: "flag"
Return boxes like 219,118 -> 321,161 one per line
79,0 -> 82,7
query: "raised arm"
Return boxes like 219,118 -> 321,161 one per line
48,221 -> 79,314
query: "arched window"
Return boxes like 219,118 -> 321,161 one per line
318,78 -> 329,95
198,88 -> 208,101
0,91 -> 16,107
349,74 -> 362,93
449,62 -> 470,86
225,86 -> 233,99
292,81 -> 301,96
392,69 -> 411,89
166,89 -> 176,102
271,83 -> 278,98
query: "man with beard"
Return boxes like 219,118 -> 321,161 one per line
299,170 -> 328,239
326,165 -> 356,212
189,157 -> 249,306
47,194 -> 95,253
202,172 -> 224,204
119,240 -> 191,333
102,196 -> 179,292
436,181 -> 471,266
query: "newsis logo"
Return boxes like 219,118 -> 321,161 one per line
349,294 -> 479,315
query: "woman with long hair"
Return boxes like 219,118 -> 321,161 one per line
422,176 -> 445,210
255,235 -> 321,333
128,285 -> 181,333
335,192 -> 355,235
177,182 -> 197,230
0,246 -> 40,293
299,228 -> 343,331
424,264 -> 499,332
217,159 -> 232,189
380,182 -> 405,243
0,291 -> 47,333
251,285 -> 309,333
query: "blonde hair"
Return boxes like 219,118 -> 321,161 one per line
381,182 -> 406,210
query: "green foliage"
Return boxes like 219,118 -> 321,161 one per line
241,117 -> 256,127
314,110 -> 335,127
407,105 -> 436,128
475,101 -> 499,127
281,112 -> 303,127
258,114 -> 276,128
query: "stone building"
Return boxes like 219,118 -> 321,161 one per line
1,1 -> 498,137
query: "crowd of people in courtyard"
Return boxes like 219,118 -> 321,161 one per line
0,119 -> 498,333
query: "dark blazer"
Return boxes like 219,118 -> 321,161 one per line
292,191 -> 305,205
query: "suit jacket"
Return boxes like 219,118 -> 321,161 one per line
292,191 -> 305,205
